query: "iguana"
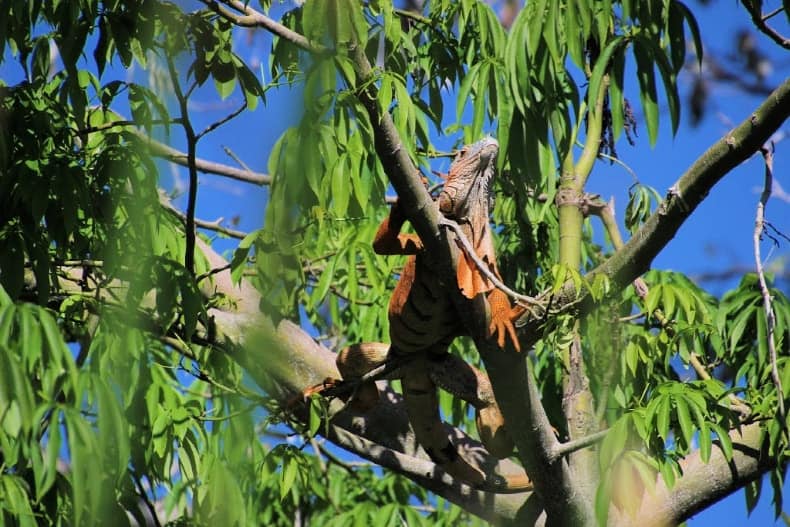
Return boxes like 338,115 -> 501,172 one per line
307,137 -> 531,493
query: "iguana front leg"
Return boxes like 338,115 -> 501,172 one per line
487,284 -> 526,352
372,200 -> 423,255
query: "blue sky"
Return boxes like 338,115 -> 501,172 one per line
1,0 -> 788,524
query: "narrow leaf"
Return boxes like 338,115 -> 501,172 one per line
633,38 -> 659,146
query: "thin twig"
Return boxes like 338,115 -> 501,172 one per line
314,351 -> 411,401
549,429 -> 609,461
740,0 -> 790,49
309,437 -> 328,473
196,263 -> 232,284
133,473 -> 163,527
755,144 -> 785,421
763,6 -> 785,22
160,189 -> 248,239
393,7 -> 433,26
222,145 -> 253,172
78,118 -> 181,134
201,0 -> 327,54
135,128 -> 271,184
165,54 -> 198,276
196,101 -> 247,141
576,140 -> 639,184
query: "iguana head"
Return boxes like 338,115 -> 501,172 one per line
437,137 -> 500,298
437,136 -> 498,223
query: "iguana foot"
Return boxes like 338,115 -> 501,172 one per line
487,288 -> 524,352
440,450 -> 532,494
287,377 -> 342,408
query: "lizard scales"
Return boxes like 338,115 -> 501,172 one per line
316,137 -> 530,493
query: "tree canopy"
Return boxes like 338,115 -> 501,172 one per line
0,0 -> 789,525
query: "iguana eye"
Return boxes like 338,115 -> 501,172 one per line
455,146 -> 468,161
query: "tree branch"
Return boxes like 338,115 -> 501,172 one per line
196,101 -> 247,141
754,144 -> 784,421
133,128 -> 271,185
517,77 -> 790,334
201,0 -> 327,54
739,0 -> 790,49
165,54 -> 198,276
161,196 -> 248,240
550,429 -> 609,461
619,423 -> 773,526
191,238 -> 534,523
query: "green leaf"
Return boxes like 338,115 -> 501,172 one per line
37,410 -> 61,501
312,255 -> 337,307
308,395 -> 323,437
331,157 -> 350,217
543,1 -> 561,65
645,283 -> 662,316
526,0 -> 548,59
31,36 -> 51,81
656,396 -> 671,441
640,35 -> 681,136
675,1 -> 703,66
699,423 -> 712,464
595,0 -> 613,45
709,422 -> 733,461
659,458 -> 676,488
96,377 -> 130,480
281,454 -> 298,500
729,304 -> 756,353
632,38 -> 659,146
565,0 -> 584,68
456,62 -> 480,124
667,2 -> 687,73
663,284 -> 678,319
746,479 -> 761,514
1,476 -> 36,527
198,458 -> 247,524
599,417 -> 628,470
471,62 -> 491,138
235,57 -> 265,110
214,75 -> 236,100
674,396 -> 693,448
393,79 -> 414,138
595,476 -> 612,527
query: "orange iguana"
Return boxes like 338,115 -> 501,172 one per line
308,137 -> 531,493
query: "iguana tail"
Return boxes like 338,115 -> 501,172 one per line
401,355 -> 532,493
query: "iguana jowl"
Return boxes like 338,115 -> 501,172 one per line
317,137 -> 530,493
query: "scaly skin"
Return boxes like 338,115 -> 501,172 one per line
305,138 -> 530,493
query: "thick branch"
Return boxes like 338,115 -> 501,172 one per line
192,239 -> 533,523
518,77 -> 790,335
617,423 -> 773,526
342,37 -> 593,523
597,78 -> 790,291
